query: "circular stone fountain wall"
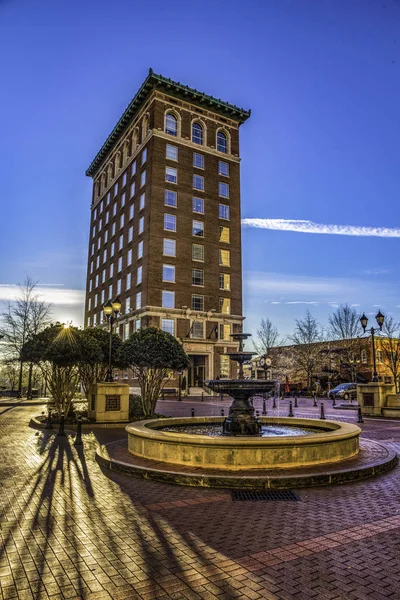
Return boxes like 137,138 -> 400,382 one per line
126,417 -> 361,471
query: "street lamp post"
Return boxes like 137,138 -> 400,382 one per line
103,296 -> 121,382
360,310 -> 384,383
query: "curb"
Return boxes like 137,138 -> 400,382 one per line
96,439 -> 398,490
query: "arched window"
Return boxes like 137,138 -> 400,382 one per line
165,112 -> 177,136
192,122 -> 203,145
217,131 -> 228,153
361,349 -> 367,364
142,114 -> 149,141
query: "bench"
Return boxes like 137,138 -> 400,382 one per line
160,388 -> 177,400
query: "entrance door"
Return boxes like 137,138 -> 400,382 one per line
189,355 -> 206,387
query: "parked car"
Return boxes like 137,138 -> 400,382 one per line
328,383 -> 357,401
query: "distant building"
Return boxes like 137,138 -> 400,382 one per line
84,69 -> 250,391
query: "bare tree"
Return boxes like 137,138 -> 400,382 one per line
288,311 -> 324,389
253,318 -> 280,355
328,304 -> 363,381
379,316 -> 400,392
0,277 -> 51,396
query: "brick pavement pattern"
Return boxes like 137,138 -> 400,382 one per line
1,399 -> 400,600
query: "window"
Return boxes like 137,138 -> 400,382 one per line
138,240 -> 143,259
112,203 -> 117,217
103,249 -> 107,263
361,349 -> 367,364
94,294 -> 98,309
101,289 -> 105,304
139,216 -> 144,234
91,243 -> 94,256
164,214 -> 177,232
165,112 -> 177,136
193,153 -> 204,169
219,249 -> 230,266
377,350 -> 383,363
114,182 -> 118,197
141,147 -> 147,165
219,161 -> 229,176
191,294 -> 204,311
93,313 -> 97,326
99,201 -> 103,213
193,174 -> 204,191
118,257 -> 122,272
192,122 -> 203,145
136,318 -> 141,331
109,283 -> 113,298
166,144 -> 178,161
217,131 -> 228,153
104,230 -> 108,244
140,170 -> 146,187
219,226 -> 230,243
98,218 -> 103,231
192,220 -> 204,237
219,323 -> 231,341
125,297 -> 131,314
127,249 -> 132,265
89,279 -> 93,292
220,273 -> 231,290
191,321 -> 204,338
111,222 -> 116,236
163,264 -> 175,282
161,319 -> 175,335
219,298 -> 230,314
129,204 -> 134,220
128,225 -> 133,242
101,269 -> 106,283
193,197 -> 204,214
88,297 -> 91,310
105,211 -> 109,224
137,265 -> 142,285
94,208 -> 97,220
90,261 -> 93,274
92,225 -> 96,238
126,273 -> 131,289
117,279 -> 121,294
163,238 -> 176,257
96,255 -> 100,269
165,190 -> 177,207
166,167 -> 177,184
192,269 -> 204,286
220,355 -> 230,378
109,263 -> 114,278
130,182 -> 135,198
139,193 -> 145,211
119,234 -> 123,251
192,244 -> 204,262
97,237 -> 101,250
131,161 -> 136,176
219,203 -> 230,220
111,242 -> 115,256
162,290 -> 175,308
219,182 -> 229,198
122,172 -> 127,187
87,316 -> 91,327
136,292 -> 142,309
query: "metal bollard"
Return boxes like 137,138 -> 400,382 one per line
357,405 -> 364,423
313,393 -> 317,407
74,414 -> 83,446
201,392 -> 204,402
191,408 -> 195,417
272,396 -> 277,409
294,395 -> 298,408
45,410 -> 52,430
332,396 -> 336,407
221,408 -> 224,417
262,397 -> 267,415
288,400 -> 294,417
320,402 -> 325,419
57,411 -> 65,437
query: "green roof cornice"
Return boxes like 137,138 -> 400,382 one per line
86,68 -> 251,177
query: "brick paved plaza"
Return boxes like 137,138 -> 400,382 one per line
1,397 -> 400,600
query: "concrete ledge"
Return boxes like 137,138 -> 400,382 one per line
29,417 -> 127,432
96,438 -> 398,490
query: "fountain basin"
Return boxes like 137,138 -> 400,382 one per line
126,417 -> 361,471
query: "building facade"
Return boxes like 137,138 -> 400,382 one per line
85,69 -> 250,390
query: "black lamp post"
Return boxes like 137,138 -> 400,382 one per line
360,310 -> 384,383
103,296 -> 121,382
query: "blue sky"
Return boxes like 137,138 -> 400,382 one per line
0,0 -> 399,338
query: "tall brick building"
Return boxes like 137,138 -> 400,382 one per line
85,69 -> 250,390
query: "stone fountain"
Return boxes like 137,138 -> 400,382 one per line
205,333 -> 277,435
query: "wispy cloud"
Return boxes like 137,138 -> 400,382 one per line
0,284 -> 84,306
242,218 -> 400,238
